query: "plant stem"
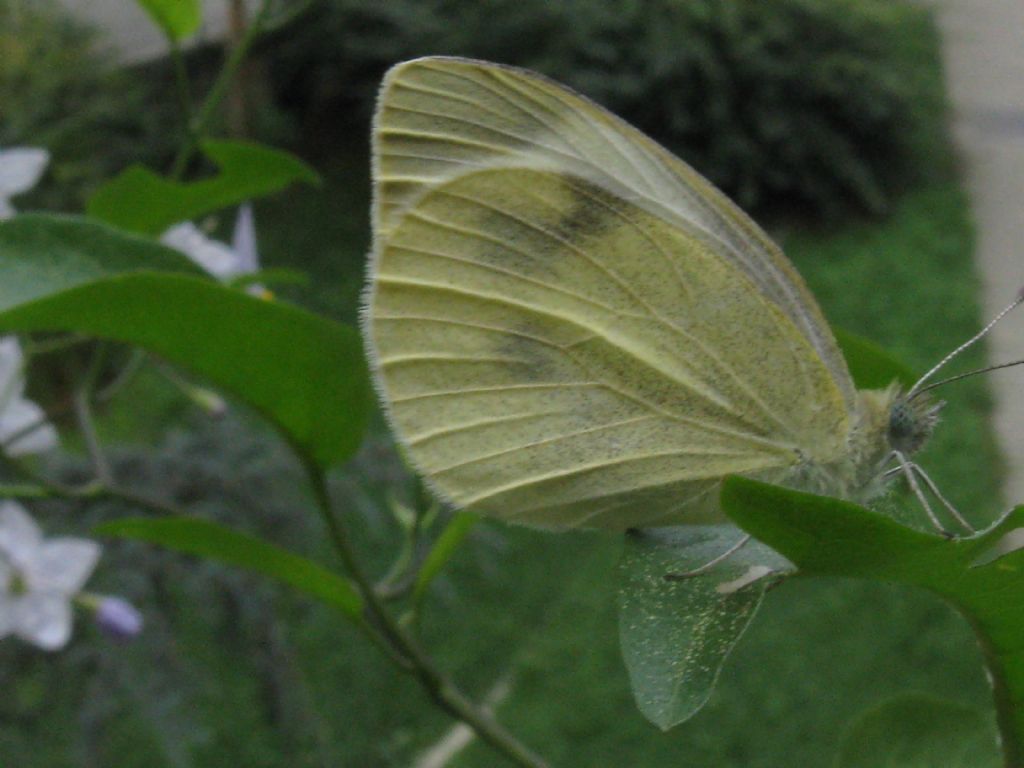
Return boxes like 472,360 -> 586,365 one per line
95,350 -> 145,403
170,0 -> 273,179
0,450 -> 184,518
0,483 -> 53,499
21,333 -> 89,357
169,37 -> 194,126
304,464 -> 550,768
73,345 -> 113,485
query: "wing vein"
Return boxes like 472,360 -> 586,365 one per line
377,127 -> 517,156
430,414 -> 660,474
383,104 -> 580,164
417,65 -> 573,149
392,78 -> 526,123
437,187 -> 801,436
555,178 -> 799,436
462,448 -> 779,507
378,275 -> 798,452
373,314 -> 574,351
383,150 -> 488,166
489,68 -> 659,195
388,242 -> 628,317
390,382 -> 599,404
521,479 -> 719,527
379,353 -> 533,367
407,409 -> 564,446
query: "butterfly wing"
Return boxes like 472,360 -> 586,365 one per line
372,56 -> 854,408
365,167 -> 850,529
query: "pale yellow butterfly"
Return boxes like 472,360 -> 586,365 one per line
361,56 -> 944,531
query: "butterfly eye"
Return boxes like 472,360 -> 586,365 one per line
887,402 -> 916,452
887,398 -> 940,455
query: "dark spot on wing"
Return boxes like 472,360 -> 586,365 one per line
555,178 -> 618,243
465,196 -> 561,280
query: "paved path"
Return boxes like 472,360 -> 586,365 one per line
935,1 -> 1024,505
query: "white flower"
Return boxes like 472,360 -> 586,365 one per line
0,147 -> 49,220
230,202 -> 260,275
0,502 -> 100,650
160,203 -> 261,283
0,337 -> 58,456
161,220 -> 239,278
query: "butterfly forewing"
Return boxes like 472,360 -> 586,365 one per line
366,167 -> 850,529
372,56 -> 854,407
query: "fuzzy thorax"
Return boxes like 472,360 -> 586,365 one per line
788,384 -> 940,504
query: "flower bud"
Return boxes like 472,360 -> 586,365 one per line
95,597 -> 143,641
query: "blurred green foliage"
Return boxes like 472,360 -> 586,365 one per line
0,0 -> 179,210
268,0 -> 946,217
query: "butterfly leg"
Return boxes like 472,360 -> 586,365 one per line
890,450 -> 949,535
663,534 -> 752,581
910,462 -> 975,534
884,452 -> 974,535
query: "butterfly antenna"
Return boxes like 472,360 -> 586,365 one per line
912,357 -> 1024,397
907,288 -> 1024,399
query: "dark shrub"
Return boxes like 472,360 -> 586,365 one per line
269,0 -> 947,217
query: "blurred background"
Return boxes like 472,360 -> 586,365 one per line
0,0 -> 1019,765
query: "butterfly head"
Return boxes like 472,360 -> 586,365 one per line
887,393 -> 942,455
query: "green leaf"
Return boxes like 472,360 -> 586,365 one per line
617,526 -> 791,730
835,694 -> 999,768
0,215 -> 370,467
88,140 -> 320,235
0,214 -> 202,299
98,517 -> 363,619
835,326 -> 918,390
1,275 -> 369,466
413,512 -> 479,603
721,476 -> 1024,764
228,268 -> 310,292
136,0 -> 202,41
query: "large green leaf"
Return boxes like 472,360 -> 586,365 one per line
0,215 -> 370,467
834,326 -> 918,390
835,694 -> 999,768
88,140 -> 320,235
136,0 -> 202,41
0,214 -> 202,296
98,517 -> 363,619
617,526 -> 791,730
722,476 -> 1024,765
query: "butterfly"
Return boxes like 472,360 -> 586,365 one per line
361,56 -> 962,532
